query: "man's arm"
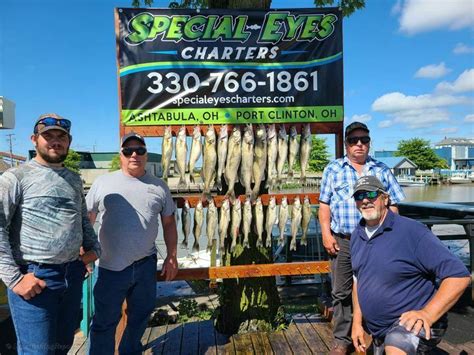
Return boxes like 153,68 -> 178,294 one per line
351,279 -> 367,353
160,214 -> 178,281
389,205 -> 399,214
399,276 -> 470,339
80,193 -> 100,265
319,202 -> 339,255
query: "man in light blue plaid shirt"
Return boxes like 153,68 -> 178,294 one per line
318,122 -> 405,355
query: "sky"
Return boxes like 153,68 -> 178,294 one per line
1,0 -> 473,158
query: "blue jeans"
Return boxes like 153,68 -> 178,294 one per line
8,260 -> 86,355
89,254 -> 157,355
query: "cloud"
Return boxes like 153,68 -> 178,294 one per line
378,120 -> 394,128
398,0 -> 474,35
436,69 -> 474,93
465,114 -> 474,122
414,62 -> 451,79
429,127 -> 459,135
453,42 -> 474,54
348,114 -> 372,123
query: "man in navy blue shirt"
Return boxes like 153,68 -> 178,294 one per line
350,176 -> 470,355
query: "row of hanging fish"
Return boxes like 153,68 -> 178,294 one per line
161,123 -> 312,199
180,196 -> 314,253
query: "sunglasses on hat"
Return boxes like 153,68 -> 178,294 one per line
346,136 -> 370,145
34,117 -> 71,133
121,147 -> 147,157
354,191 -> 379,201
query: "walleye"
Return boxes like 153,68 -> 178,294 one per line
254,197 -> 264,248
230,198 -> 242,252
290,196 -> 302,251
301,196 -> 312,246
266,124 -> 278,190
300,123 -> 312,185
181,200 -> 191,248
288,125 -> 299,179
276,126 -> 288,187
252,124 -> 267,201
161,126 -> 173,181
240,124 -> 254,198
175,125 -> 188,189
242,197 -> 252,249
224,127 -> 242,199
218,199 -> 231,252
216,124 -> 228,191
193,200 -> 204,252
206,199 -> 218,252
265,196 -> 277,248
278,196 -> 289,246
202,125 -> 217,199
188,125 -> 202,184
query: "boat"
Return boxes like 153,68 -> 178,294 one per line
449,173 -> 471,184
396,176 -> 427,187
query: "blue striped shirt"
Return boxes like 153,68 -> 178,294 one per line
319,156 -> 405,235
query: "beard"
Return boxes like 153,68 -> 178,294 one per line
36,146 -> 69,164
360,204 -> 382,222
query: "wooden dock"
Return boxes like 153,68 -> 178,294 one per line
69,314 -> 474,355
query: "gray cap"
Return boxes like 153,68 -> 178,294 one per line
34,113 -> 71,135
352,176 -> 386,196
345,121 -> 369,137
121,132 -> 146,147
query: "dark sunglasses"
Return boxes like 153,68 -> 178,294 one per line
121,147 -> 147,157
354,190 -> 379,201
34,117 -> 71,133
346,136 -> 371,145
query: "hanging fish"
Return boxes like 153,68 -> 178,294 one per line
276,126 -> 288,188
278,196 -> 289,246
265,196 -> 277,248
193,200 -> 204,252
300,123 -> 312,185
266,124 -> 278,190
290,196 -> 302,251
188,125 -> 202,184
240,124 -> 254,198
242,197 -> 252,249
202,125 -> 217,200
175,125 -> 188,189
161,126 -> 173,181
206,199 -> 218,252
255,197 -> 264,248
288,125 -> 299,179
301,196 -> 312,246
216,124 -> 228,191
181,200 -> 191,248
252,124 -> 267,201
230,198 -> 242,252
218,198 -> 231,253
224,127 -> 242,199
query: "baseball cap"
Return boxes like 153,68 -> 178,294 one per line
352,175 -> 387,196
34,113 -> 71,135
121,132 -> 146,147
345,121 -> 369,137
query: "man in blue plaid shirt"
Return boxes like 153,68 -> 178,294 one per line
318,122 -> 405,355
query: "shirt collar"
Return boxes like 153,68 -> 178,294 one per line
341,155 -> 375,167
355,208 -> 396,241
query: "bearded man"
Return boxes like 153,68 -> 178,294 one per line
350,176 -> 470,355
0,113 -> 101,355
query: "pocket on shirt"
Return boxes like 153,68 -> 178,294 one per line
333,182 -> 352,204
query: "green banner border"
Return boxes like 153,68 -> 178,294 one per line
122,106 -> 343,126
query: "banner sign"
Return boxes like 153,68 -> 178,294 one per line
116,8 -> 343,126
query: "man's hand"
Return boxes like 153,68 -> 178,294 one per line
351,322 -> 367,353
80,248 -> 98,276
160,254 -> 178,281
322,232 -> 340,256
399,309 -> 433,340
12,273 -> 46,300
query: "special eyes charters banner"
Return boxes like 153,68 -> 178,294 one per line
115,8 -> 343,126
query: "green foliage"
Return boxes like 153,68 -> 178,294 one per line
309,136 -> 330,172
109,154 -> 121,171
177,299 -> 213,322
395,138 -> 448,170
314,0 -> 365,17
63,149 -> 81,173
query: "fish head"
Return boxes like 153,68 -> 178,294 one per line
206,126 -> 216,143
278,125 -> 287,139
267,124 -> 276,139
231,127 -> 241,142
193,125 -> 201,138
256,124 -> 266,140
290,125 -> 298,137
219,124 -> 228,139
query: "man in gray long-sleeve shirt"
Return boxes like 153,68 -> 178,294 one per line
0,113 -> 101,355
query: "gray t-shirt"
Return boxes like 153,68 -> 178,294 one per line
0,160 -> 101,289
86,170 -> 175,271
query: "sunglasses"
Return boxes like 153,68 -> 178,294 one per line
354,190 -> 379,201
121,146 -> 147,157
34,117 -> 71,133
346,136 -> 371,145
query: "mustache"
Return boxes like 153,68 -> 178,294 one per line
361,203 -> 375,208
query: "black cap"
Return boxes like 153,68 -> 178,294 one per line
121,132 -> 146,147
352,176 -> 387,196
345,121 -> 369,137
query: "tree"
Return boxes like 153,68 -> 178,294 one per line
63,149 -> 81,173
309,136 -> 330,172
109,154 -> 121,171
395,138 -> 448,170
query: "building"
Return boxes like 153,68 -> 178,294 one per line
375,156 -> 418,177
434,138 -> 474,170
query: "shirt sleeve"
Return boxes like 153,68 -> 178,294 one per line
0,171 -> 24,289
319,164 -> 333,204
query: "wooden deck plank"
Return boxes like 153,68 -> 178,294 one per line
216,331 -> 233,355
284,322 -> 313,354
144,324 -> 168,355
250,332 -> 273,354
267,331 -> 292,355
292,314 -> 329,353
141,327 -> 151,348
306,315 -> 334,349
162,323 -> 183,355
198,320 -> 217,355
232,333 -> 254,355
181,321 -> 200,355
70,332 -> 87,355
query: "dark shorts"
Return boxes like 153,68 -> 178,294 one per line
373,316 -> 447,355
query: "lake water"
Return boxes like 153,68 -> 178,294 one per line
402,183 -> 474,203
